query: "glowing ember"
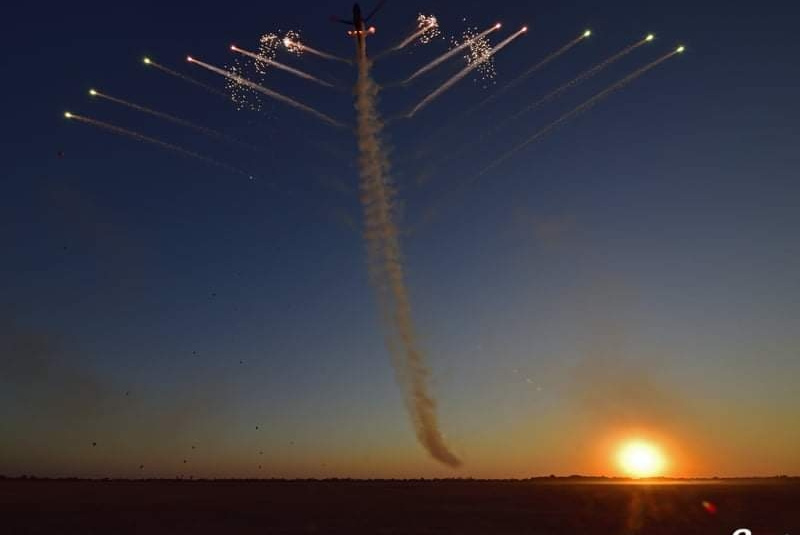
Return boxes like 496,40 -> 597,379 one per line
452,26 -> 497,87
283,30 -> 304,56
416,13 -> 441,45
255,33 -> 281,75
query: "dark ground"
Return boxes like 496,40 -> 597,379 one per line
1,479 -> 798,534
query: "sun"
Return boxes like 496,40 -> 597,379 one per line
617,440 -> 667,478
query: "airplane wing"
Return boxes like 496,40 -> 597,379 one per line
330,15 -> 354,25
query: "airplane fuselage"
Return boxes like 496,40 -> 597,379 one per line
353,3 -> 364,32
347,2 -> 375,39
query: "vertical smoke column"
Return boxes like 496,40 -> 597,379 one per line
353,37 -> 461,467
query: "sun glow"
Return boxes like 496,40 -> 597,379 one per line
617,440 -> 667,478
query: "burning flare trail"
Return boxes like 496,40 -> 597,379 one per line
143,57 -> 228,99
427,34 -> 656,172
63,112 -> 251,177
354,36 -> 461,466
230,45 -> 334,88
410,29 -> 587,161
88,89 -> 228,141
403,23 -> 502,84
478,47 -> 685,177
475,29 -> 592,112
391,16 -> 439,52
407,26 -> 528,118
284,37 -> 351,64
187,55 -> 344,127
509,34 -> 655,121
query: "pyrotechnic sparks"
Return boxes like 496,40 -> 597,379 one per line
509,33 -> 656,121
391,14 -> 439,51
407,26 -> 528,117
255,33 -> 281,75
225,56 -> 265,112
142,57 -> 228,99
282,30 -> 304,56
478,48 -> 684,177
412,27 -> 590,159
63,112 -> 252,178
88,88 -> 230,142
354,26 -> 461,468
416,13 -> 441,45
456,25 -> 497,86
187,55 -> 344,127
403,23 -> 501,84
230,44 -> 334,88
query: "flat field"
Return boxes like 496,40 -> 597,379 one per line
1,479 -> 797,534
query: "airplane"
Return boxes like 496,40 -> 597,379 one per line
331,1 -> 386,38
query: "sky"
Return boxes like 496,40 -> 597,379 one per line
1,0 -> 798,479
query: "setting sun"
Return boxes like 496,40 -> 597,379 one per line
617,440 -> 667,478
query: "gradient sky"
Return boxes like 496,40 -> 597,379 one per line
2,0 -> 798,479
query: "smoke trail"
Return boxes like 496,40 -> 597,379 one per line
411,48 -> 683,234
409,29 -> 585,163
285,38 -> 352,64
422,35 -> 654,175
407,26 -> 528,118
143,58 -> 229,99
88,89 -> 248,148
353,39 -> 461,467
478,48 -> 683,177
187,56 -> 344,128
63,112 -> 252,178
230,45 -> 335,88
474,30 -> 591,113
403,23 -> 501,84
508,35 -> 654,122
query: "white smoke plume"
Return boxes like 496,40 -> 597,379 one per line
353,38 -> 461,468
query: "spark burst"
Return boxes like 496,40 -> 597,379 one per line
255,33 -> 281,75
408,26 -> 528,117
416,13 -> 441,45
188,56 -> 343,127
403,23 -> 501,84
225,56 -> 264,112
412,28 -> 590,159
391,14 -> 440,51
282,30 -> 304,56
225,31 -> 306,111
231,45 -> 333,88
454,26 -> 497,86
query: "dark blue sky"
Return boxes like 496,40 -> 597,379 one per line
2,0 -> 798,478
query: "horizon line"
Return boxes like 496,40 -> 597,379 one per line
3,475 -> 798,482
